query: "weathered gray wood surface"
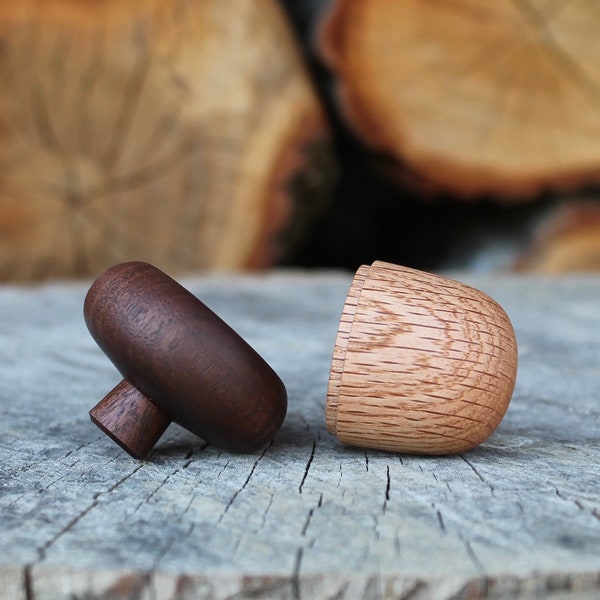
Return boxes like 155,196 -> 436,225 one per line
0,269 -> 599,599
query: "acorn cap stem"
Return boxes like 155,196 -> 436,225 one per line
89,380 -> 171,459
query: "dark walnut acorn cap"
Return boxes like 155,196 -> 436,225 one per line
84,261 -> 287,459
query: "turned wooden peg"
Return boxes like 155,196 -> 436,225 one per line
327,261 -> 518,455
84,262 -> 287,459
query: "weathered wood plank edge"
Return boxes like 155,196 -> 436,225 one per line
2,565 -> 600,600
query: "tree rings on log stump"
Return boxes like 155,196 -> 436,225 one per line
320,0 -> 600,200
0,0 -> 332,281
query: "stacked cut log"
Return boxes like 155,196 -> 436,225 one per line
2,0 -> 598,280
516,200 -> 600,273
320,0 -> 600,200
317,0 -> 600,271
0,0 -> 332,281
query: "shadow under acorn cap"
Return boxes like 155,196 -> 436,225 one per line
85,261 -> 287,459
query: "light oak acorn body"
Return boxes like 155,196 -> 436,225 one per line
327,261 -> 518,455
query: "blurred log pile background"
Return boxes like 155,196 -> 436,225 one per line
0,0 -> 332,281
1,0 -> 599,281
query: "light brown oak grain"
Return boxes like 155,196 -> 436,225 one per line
327,261 -> 518,454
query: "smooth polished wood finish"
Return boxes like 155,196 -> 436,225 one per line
327,261 -> 518,455
89,380 -> 171,459
85,261 -> 287,458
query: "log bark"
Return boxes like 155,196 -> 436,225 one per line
0,0 -> 332,281
319,0 -> 600,201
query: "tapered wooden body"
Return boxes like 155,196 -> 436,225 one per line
327,261 -> 518,455
85,262 -> 287,457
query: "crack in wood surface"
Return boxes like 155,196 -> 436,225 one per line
556,487 -> 600,523
298,441 -> 316,494
132,442 -> 208,514
301,494 -> 322,537
463,539 -> 486,576
436,509 -> 447,534
291,547 -> 303,600
383,465 -> 391,513
459,455 -> 496,495
219,445 -> 270,521
24,564 -> 33,600
1,273 -> 600,598
36,463 -> 145,560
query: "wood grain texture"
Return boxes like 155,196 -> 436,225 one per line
328,261 -> 518,454
320,0 -> 600,199
0,270 -> 599,599
85,262 -> 287,455
89,380 -> 171,459
0,0 -> 331,281
325,263 -> 369,434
